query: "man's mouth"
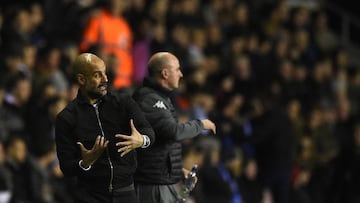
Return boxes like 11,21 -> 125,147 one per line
99,84 -> 107,91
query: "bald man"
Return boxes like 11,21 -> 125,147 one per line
133,52 -> 216,202
55,53 -> 154,202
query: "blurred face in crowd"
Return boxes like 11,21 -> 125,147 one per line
14,9 -> 32,33
109,0 -> 129,15
287,99 -> 301,120
234,3 -> 248,24
227,156 -> 242,177
309,108 -> 322,129
30,2 -> 44,28
47,48 -> 61,70
209,147 -> 220,166
183,0 -> 199,13
151,0 -> 168,16
14,79 -> 32,105
23,45 -> 37,69
337,96 -> 350,121
244,159 -> 258,180
234,56 -> 250,80
7,138 -> 27,163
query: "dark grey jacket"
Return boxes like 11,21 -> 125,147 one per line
133,78 -> 204,184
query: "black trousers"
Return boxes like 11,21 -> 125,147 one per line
77,186 -> 138,203
136,183 -> 180,203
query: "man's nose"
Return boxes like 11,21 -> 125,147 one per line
102,74 -> 108,82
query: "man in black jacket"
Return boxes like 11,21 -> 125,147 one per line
55,53 -> 155,203
133,52 -> 216,203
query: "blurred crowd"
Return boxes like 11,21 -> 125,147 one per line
1,0 -> 360,203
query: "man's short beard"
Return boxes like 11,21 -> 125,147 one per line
88,90 -> 106,100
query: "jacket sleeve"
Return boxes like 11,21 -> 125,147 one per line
125,95 -> 155,147
55,109 -> 82,177
138,94 -> 204,142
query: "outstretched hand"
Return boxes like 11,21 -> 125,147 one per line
77,136 -> 109,168
201,119 -> 216,134
116,119 -> 144,157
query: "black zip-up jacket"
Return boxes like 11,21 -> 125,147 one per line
55,91 -> 154,192
133,78 -> 204,185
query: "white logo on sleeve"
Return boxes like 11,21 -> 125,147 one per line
153,100 -> 167,109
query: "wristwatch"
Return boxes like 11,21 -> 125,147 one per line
141,135 -> 151,148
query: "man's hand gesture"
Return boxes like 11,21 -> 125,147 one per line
116,119 -> 144,157
201,119 -> 216,134
77,136 -> 109,168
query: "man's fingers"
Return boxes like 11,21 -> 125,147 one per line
209,121 -> 216,134
116,134 -> 131,140
116,141 -> 132,146
103,140 -> 109,148
93,136 -> 109,151
130,119 -> 140,135
99,136 -> 105,146
118,145 -> 131,153
121,148 -> 132,157
212,125 -> 216,134
93,136 -> 101,150
130,119 -> 136,132
96,137 -> 109,151
77,142 -> 87,152
99,136 -> 109,148
202,119 -> 216,135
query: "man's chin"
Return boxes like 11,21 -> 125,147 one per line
100,90 -> 107,96
89,90 -> 107,99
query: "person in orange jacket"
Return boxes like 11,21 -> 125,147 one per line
80,0 -> 133,90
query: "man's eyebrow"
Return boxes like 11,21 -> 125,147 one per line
92,70 -> 103,74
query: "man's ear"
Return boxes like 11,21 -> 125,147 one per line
77,74 -> 86,85
161,69 -> 168,79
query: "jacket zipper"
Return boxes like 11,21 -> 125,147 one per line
94,103 -> 114,192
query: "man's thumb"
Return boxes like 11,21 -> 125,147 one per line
77,142 -> 86,151
130,119 -> 136,132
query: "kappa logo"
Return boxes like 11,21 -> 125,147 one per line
153,100 -> 167,109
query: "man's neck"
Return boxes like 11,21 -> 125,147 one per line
159,80 -> 173,91
79,89 -> 99,105
83,92 -> 97,105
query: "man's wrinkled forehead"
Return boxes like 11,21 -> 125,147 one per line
81,55 -> 106,75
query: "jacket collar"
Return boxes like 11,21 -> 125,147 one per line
142,77 -> 173,98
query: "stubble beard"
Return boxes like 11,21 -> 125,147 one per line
88,87 -> 107,100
